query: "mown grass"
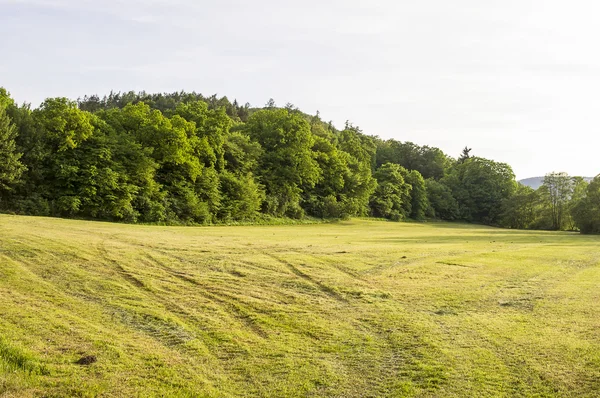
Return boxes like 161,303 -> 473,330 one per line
0,215 -> 598,397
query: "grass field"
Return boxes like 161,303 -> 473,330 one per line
0,215 -> 599,397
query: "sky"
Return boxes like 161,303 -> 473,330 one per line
1,0 -> 599,179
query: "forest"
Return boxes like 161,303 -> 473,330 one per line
0,87 -> 598,233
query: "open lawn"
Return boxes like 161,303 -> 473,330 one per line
0,215 -> 599,397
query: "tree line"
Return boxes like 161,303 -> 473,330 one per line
0,88 -> 598,233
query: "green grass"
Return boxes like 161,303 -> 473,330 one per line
0,215 -> 599,397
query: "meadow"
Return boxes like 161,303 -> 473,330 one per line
0,215 -> 598,397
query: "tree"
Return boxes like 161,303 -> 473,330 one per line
338,124 -> 377,168
223,131 -> 263,175
370,163 -> 412,221
425,179 -> 459,220
100,103 -> 211,223
22,105 -> 143,220
0,88 -> 15,108
218,170 -> 264,221
4,101 -> 52,215
300,117 -> 373,219
0,101 -> 25,195
566,177 -> 589,230
444,157 -> 516,224
539,172 -> 574,230
375,139 -> 452,180
34,98 -> 95,152
8,87 -> 584,230
571,175 -> 600,234
244,109 -> 320,218
500,184 -> 540,229
28,98 -> 100,217
405,170 -> 428,219
174,100 -> 230,171
458,146 -> 472,163
302,133 -> 348,218
335,126 -> 377,216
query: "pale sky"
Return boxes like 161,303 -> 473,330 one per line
1,0 -> 599,179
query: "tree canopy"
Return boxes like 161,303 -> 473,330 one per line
0,87 -> 596,233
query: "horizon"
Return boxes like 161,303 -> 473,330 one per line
2,0 -> 599,179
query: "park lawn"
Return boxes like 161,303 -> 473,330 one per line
0,215 -> 599,397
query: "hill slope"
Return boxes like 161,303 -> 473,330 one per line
1,216 -> 599,397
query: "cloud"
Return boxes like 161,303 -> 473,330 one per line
2,0 -> 600,178
126,15 -> 160,24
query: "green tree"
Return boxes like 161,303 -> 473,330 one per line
175,100 -> 230,171
405,170 -> 428,219
335,126 -> 377,216
338,125 -> 377,170
444,157 -> 516,224
100,103 -> 211,223
566,177 -> 589,230
500,184 -> 540,229
218,170 -> 264,221
370,163 -> 412,221
301,119 -> 367,219
425,179 -> 459,220
458,146 -> 472,163
0,88 -> 15,108
571,175 -> 600,234
29,98 -> 99,216
34,98 -> 95,152
223,131 -> 263,175
54,120 -> 140,220
539,172 -> 574,230
302,134 -> 348,218
338,151 -> 377,217
0,101 -> 25,196
96,108 -> 165,222
245,109 -> 320,218
25,105 -> 142,220
375,139 -> 452,180
4,101 -> 51,215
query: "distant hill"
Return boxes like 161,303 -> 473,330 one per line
519,176 -> 594,190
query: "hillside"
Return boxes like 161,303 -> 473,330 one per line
519,176 -> 594,189
1,216 -> 599,397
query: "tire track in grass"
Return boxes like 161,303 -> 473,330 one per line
140,252 -> 269,339
4,238 -> 200,374
96,241 -> 199,350
98,242 -> 147,290
264,252 -> 347,303
353,317 -> 448,397
234,258 -> 293,276
312,252 -> 366,281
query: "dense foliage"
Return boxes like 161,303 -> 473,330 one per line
0,88 -> 597,232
